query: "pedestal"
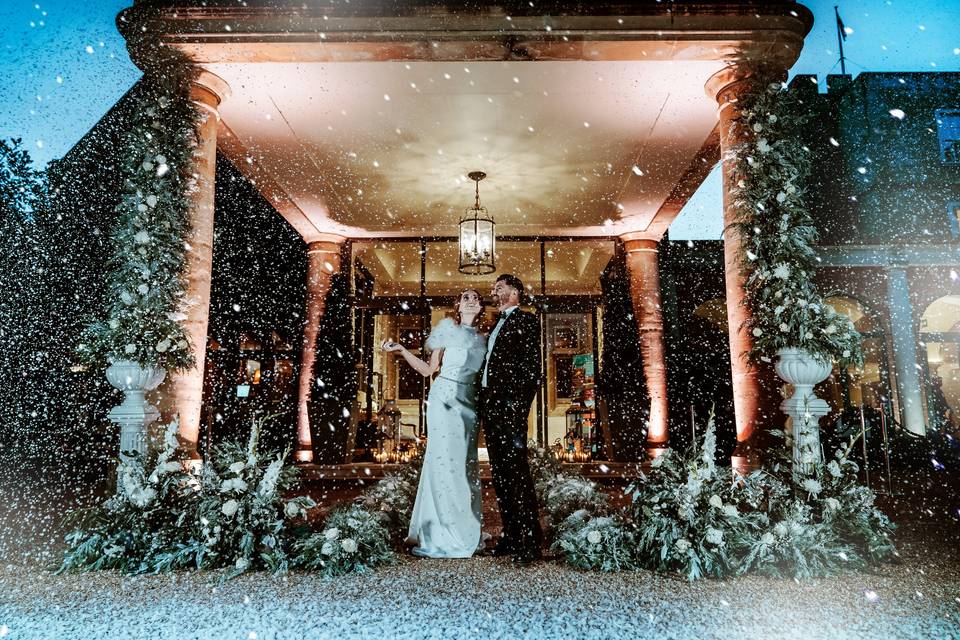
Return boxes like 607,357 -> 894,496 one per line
775,348 -> 832,479
105,360 -> 167,462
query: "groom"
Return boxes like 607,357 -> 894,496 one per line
479,274 -> 543,565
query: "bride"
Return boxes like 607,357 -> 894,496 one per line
381,289 -> 488,558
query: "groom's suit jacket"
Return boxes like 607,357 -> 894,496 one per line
482,308 -> 542,406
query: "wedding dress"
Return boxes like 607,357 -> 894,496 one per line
407,318 -> 487,558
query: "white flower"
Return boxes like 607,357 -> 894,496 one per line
705,527 -> 724,546
805,332 -> 814,340
146,194 -> 158,208
675,539 -> 691,553
779,323 -> 790,333
752,328 -> 763,337
137,283 -> 149,295
120,291 -> 135,305
753,123 -> 763,132
842,350 -> 851,358
161,461 -> 181,473
776,191 -> 786,203
141,161 -> 154,171
827,460 -> 842,478
133,230 -> 151,244
341,538 -> 358,553
347,517 -> 361,529
723,504 -> 739,518
757,138 -> 772,153
825,497 -> 841,511
124,343 -> 137,354
768,114 -> 778,123
108,319 -> 120,329
221,499 -> 239,517
746,250 -> 757,261
324,527 -> 340,541
321,541 -> 335,555
785,183 -> 797,194
156,163 -> 169,177
284,501 -> 301,517
709,494 -> 723,509
802,478 -> 822,495
586,530 -> 602,545
155,154 -> 167,164
761,532 -> 775,545
773,264 -> 791,280
220,477 -> 247,493
229,461 -> 245,474
774,522 -> 788,537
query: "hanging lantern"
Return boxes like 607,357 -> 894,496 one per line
458,171 -> 496,275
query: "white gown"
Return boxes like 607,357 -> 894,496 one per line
407,318 -> 487,558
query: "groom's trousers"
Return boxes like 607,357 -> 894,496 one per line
478,393 -> 543,555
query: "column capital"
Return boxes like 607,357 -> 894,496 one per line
704,63 -> 786,107
307,235 -> 347,253
190,69 -> 231,120
620,235 -> 659,253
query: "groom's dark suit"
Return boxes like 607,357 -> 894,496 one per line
479,307 -> 543,558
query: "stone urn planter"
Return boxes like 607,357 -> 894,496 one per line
105,360 -> 167,461
775,347 -> 833,479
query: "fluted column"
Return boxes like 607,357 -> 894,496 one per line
705,64 -> 778,472
886,267 -> 926,435
622,236 -> 670,457
162,70 -> 230,461
295,238 -> 345,462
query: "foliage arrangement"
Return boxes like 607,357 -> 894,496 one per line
626,415 -> 896,580
626,418 -> 762,580
59,428 -> 423,579
60,420 -> 316,577
736,426 -> 896,579
527,413 -> 896,581
58,422 -> 199,574
293,504 -> 396,577
167,424 -> 317,577
78,42 -> 201,371
728,72 -> 862,366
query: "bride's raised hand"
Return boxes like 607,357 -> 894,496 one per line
381,339 -> 403,352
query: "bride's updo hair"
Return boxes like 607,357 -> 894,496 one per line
453,289 -> 488,333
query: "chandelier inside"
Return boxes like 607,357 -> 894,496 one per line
458,171 -> 496,275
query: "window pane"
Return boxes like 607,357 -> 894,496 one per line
424,240 -> 541,297
544,240 -> 614,295
353,241 -> 421,297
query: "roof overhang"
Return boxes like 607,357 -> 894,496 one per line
119,1 -> 812,242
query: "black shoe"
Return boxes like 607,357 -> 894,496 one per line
485,544 -> 516,558
511,551 -> 542,566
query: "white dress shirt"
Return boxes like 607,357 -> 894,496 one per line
481,305 -> 517,388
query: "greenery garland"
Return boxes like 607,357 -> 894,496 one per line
78,41 -> 200,371
728,73 -> 863,366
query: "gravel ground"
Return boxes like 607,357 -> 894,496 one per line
1,522 -> 959,640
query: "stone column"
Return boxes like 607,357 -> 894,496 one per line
886,267 -> 926,435
295,237 -> 345,462
163,70 -> 230,461
622,235 -> 670,457
705,65 -> 774,472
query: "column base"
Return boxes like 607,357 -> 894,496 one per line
295,447 -> 314,464
731,441 -> 762,476
644,442 -> 670,461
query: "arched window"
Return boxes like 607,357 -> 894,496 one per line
920,295 -> 960,431
820,295 -> 891,415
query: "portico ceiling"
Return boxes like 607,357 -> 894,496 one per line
121,1 -> 813,242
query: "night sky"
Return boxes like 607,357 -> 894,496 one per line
1,0 -> 957,238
